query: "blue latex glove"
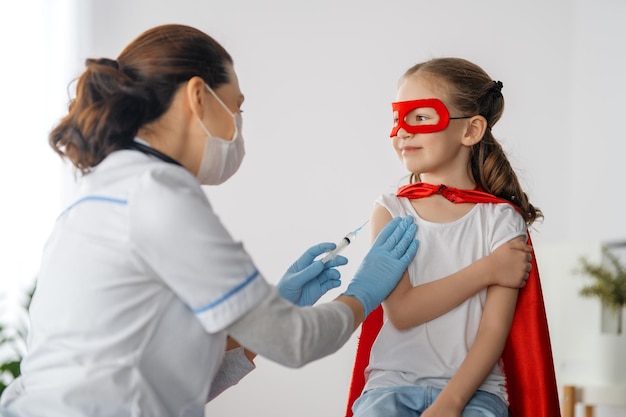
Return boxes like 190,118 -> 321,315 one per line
343,216 -> 418,317
277,243 -> 348,306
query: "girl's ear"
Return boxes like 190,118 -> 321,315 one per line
185,76 -> 207,120
462,115 -> 488,146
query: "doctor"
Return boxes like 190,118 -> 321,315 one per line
0,24 -> 418,417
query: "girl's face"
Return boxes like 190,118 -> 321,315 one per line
392,74 -> 472,185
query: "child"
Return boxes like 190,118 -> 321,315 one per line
347,57 -> 560,417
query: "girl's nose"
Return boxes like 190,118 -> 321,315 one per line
396,127 -> 413,139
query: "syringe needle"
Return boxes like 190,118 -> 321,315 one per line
353,220 -> 369,234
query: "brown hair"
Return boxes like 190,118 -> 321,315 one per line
404,57 -> 542,225
49,24 -> 233,174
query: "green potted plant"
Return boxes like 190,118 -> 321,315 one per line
574,244 -> 626,385
575,245 -> 626,335
0,286 -> 34,396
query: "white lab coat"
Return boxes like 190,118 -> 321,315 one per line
1,149 -> 271,417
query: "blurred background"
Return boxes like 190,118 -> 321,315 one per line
1,0 -> 625,416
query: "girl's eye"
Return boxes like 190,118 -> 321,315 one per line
405,108 -> 440,127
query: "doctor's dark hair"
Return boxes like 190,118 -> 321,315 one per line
404,57 -> 542,225
49,24 -> 233,173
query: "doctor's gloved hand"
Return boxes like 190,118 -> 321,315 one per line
343,216 -> 418,317
277,243 -> 348,306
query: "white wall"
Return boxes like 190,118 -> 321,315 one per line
568,0 -> 626,243
0,0 -> 79,338
3,0 -> 626,416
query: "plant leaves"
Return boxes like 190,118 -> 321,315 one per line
0,360 -> 21,378
575,246 -> 626,311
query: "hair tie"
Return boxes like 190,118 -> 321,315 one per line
492,80 -> 503,93
87,58 -> 120,70
103,58 -> 120,70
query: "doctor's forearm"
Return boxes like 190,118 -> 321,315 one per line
227,289 -> 354,368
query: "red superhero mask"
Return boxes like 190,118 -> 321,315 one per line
390,98 -> 470,137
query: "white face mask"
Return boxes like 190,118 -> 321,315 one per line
195,85 -> 245,185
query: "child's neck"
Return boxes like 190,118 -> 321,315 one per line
409,174 -> 477,223
418,174 -> 475,190
409,194 -> 476,223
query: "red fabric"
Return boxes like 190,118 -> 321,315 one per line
345,183 -> 561,417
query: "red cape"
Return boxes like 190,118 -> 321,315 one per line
345,183 -> 561,417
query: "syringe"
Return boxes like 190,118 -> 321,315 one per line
321,220 -> 369,263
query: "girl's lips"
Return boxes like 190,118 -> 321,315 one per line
401,146 -> 422,154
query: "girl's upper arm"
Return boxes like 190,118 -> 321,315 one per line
430,284 -> 519,411
369,203 -> 393,243
481,284 -> 519,335
371,204 -> 416,328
